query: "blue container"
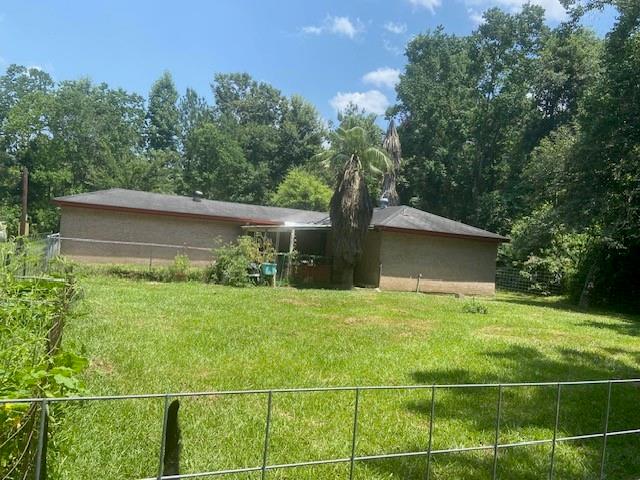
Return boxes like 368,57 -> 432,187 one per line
261,262 -> 277,276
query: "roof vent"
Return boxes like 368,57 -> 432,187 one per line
192,191 -> 203,202
379,196 -> 389,209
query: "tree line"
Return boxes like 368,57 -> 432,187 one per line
393,0 -> 638,308
0,0 -> 637,307
0,70 -> 331,233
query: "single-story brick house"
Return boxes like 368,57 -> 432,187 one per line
53,188 -> 508,295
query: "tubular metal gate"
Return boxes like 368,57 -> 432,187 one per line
3,378 -> 640,480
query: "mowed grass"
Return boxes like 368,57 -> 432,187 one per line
55,276 -> 640,479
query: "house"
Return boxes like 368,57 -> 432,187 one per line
52,188 -> 508,295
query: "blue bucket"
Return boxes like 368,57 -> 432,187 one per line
261,263 -> 277,276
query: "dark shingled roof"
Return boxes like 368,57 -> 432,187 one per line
370,206 -> 507,241
53,189 -> 507,242
53,188 -> 327,225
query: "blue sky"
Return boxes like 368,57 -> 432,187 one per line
0,0 -> 615,123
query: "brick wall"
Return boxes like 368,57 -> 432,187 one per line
59,206 -> 242,265
378,231 -> 498,295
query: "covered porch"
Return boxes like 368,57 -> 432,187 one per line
241,224 -> 333,285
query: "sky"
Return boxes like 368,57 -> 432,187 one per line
0,0 -> 616,123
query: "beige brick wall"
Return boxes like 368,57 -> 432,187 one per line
378,231 -> 498,295
354,231 -> 382,287
59,206 -> 242,265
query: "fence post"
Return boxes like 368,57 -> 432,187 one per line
549,383 -> 562,480
261,391 -> 273,480
426,385 -> 436,480
157,395 -> 171,480
349,388 -> 361,480
599,381 -> 612,479
34,399 -> 48,480
492,385 -> 503,480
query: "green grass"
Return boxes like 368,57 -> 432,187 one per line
55,276 -> 640,479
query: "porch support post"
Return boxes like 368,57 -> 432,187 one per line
286,229 -> 296,280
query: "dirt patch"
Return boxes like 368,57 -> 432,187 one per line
89,357 -> 114,375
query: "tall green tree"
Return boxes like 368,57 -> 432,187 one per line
270,168 -> 331,211
182,122 -> 257,203
178,87 -> 212,145
212,73 -> 325,201
147,71 -> 180,151
561,0 -> 640,306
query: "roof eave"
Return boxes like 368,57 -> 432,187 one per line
374,225 -> 509,243
51,199 -> 283,226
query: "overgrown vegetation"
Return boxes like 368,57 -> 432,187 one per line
207,235 -> 275,287
0,241 -> 86,479
393,1 -> 639,308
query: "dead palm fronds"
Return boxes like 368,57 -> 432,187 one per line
381,119 -> 402,206
315,126 -> 390,288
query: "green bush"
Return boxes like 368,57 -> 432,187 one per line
462,299 -> 488,314
208,235 -> 275,287
501,203 -> 589,295
168,253 -> 191,281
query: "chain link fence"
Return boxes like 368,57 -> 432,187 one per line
496,267 -> 563,296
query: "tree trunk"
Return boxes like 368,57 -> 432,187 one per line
329,155 -> 373,290
579,263 -> 597,309
332,257 -> 355,289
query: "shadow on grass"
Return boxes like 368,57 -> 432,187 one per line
366,344 -> 640,479
580,319 -> 640,337
493,294 -> 640,324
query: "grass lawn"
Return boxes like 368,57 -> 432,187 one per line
55,276 -> 640,479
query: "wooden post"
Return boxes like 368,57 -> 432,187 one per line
286,229 -> 295,281
19,166 -> 28,236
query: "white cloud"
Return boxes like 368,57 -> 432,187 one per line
383,39 -> 404,56
384,21 -> 407,34
302,25 -> 323,35
362,67 -> 401,89
330,16 -> 359,38
330,90 -> 389,115
464,0 -> 567,21
468,9 -> 485,24
408,0 -> 442,13
302,16 -> 363,39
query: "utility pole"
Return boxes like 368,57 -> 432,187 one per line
19,166 -> 29,237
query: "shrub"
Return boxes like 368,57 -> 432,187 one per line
209,235 -> 275,287
168,254 -> 191,281
462,299 -> 488,314
500,204 -> 589,295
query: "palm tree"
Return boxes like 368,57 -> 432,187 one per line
316,126 -> 391,289
381,119 -> 402,206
